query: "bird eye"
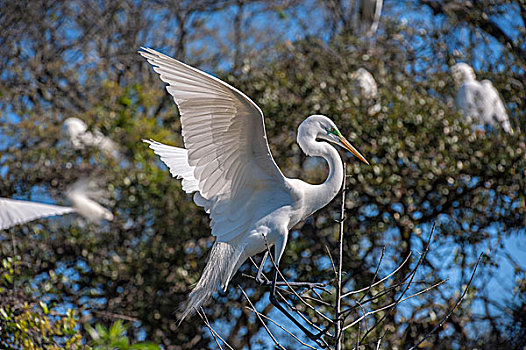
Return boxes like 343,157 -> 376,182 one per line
328,128 -> 338,135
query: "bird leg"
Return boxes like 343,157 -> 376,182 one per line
254,251 -> 330,290
255,251 -> 269,285
269,266 -> 330,342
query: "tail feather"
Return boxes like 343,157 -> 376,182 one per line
178,241 -> 243,323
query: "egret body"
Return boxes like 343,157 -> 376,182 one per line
140,48 -> 369,324
452,63 -> 514,134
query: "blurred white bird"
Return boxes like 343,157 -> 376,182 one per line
0,180 -> 113,230
352,68 -> 378,100
351,68 -> 381,116
140,47 -> 368,335
356,0 -> 383,35
63,117 -> 119,155
66,179 -> 114,224
451,63 -> 514,135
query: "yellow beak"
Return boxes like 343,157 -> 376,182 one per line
338,136 -> 369,165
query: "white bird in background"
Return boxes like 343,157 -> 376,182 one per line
140,47 -> 369,334
0,179 -> 113,230
66,179 -> 114,224
451,63 -> 514,135
63,117 -> 119,156
356,0 -> 383,35
352,68 -> 378,100
351,68 -> 381,116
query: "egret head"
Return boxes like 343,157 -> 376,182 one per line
63,117 -> 87,137
451,63 -> 476,85
298,115 -> 369,165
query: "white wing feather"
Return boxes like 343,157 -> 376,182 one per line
143,139 -> 200,193
0,198 -> 75,230
140,48 -> 288,242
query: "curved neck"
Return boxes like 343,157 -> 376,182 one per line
299,137 -> 344,213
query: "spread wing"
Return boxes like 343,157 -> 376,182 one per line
0,198 -> 75,230
143,139 -> 200,193
140,48 -> 289,242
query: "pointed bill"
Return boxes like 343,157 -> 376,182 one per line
338,136 -> 369,165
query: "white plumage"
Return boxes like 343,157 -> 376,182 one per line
63,117 -> 119,155
452,63 -> 514,135
0,180 -> 113,230
0,198 -> 75,230
352,68 -> 378,100
140,47 -> 368,323
66,179 -> 114,224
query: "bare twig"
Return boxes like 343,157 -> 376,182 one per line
264,241 -> 334,324
343,278 -> 447,331
335,162 -> 346,350
239,286 -> 286,350
91,310 -> 139,322
342,280 -> 430,317
358,223 -> 436,343
245,305 -> 320,350
325,245 -> 337,276
342,252 -> 412,298
358,246 -> 385,304
408,253 -> 483,350
196,308 -> 225,350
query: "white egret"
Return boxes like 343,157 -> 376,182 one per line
66,179 -> 114,224
63,117 -> 119,156
140,48 -> 369,334
451,63 -> 514,134
352,68 -> 378,100
351,68 -> 381,116
0,179 -> 113,230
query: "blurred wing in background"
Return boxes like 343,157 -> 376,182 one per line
0,198 -> 75,230
66,179 -> 114,224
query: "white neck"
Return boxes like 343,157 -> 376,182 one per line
298,136 -> 344,215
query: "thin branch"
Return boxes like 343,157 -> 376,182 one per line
196,308 -> 225,350
358,246 -> 385,304
343,278 -> 447,332
342,252 -> 412,298
245,305 -> 320,350
239,286 -> 286,350
342,280 -> 431,317
408,253 -> 484,350
325,245 -> 337,276
335,162 -> 346,350
358,223 -> 436,343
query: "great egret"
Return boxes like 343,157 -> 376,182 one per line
0,179 -> 113,230
66,178 -> 114,224
140,48 -> 369,333
451,63 -> 514,135
63,117 -> 119,156
352,68 -> 378,100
